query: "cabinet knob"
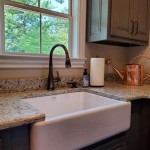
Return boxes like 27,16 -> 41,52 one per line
67,82 -> 77,88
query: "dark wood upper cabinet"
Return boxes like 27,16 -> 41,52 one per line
110,0 -> 132,39
132,0 -> 149,41
87,0 -> 149,46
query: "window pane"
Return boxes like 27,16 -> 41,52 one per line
40,0 -> 69,14
10,0 -> 38,7
5,7 -> 40,54
42,15 -> 69,55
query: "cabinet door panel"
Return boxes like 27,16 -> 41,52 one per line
87,0 -> 108,42
139,100 -> 150,150
11,125 -> 30,150
125,100 -> 142,150
132,0 -> 148,41
91,0 -> 101,35
111,0 -> 132,39
0,129 -> 11,150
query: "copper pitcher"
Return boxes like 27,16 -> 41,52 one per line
106,55 -> 150,86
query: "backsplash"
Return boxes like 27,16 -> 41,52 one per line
0,76 -> 82,92
105,74 -> 150,85
0,74 -> 149,92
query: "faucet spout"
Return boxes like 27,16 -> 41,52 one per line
48,44 -> 71,90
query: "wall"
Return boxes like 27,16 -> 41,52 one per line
0,68 -> 83,79
85,43 -> 128,73
127,41 -> 150,74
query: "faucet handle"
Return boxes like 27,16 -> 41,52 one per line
56,71 -> 60,78
53,71 -> 61,82
67,81 -> 77,88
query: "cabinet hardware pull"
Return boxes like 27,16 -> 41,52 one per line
136,22 -> 139,35
134,21 -> 139,35
130,20 -> 134,35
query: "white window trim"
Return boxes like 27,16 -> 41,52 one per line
0,0 -> 86,69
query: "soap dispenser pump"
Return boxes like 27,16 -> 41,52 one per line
82,69 -> 89,87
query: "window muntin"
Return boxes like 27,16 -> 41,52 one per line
3,0 -> 71,56
41,0 -> 69,14
10,0 -> 69,14
11,0 -> 38,7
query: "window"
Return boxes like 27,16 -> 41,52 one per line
0,0 -> 86,69
1,0 -> 72,56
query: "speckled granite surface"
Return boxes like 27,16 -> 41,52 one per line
0,82 -> 149,130
0,93 -> 45,130
85,83 -> 150,101
0,76 -> 82,92
0,74 -> 149,92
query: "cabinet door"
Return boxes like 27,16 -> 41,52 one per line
132,0 -> 149,42
124,100 -> 142,150
0,125 -> 30,150
125,99 -> 150,150
111,0 -> 133,39
0,129 -> 11,150
11,125 -> 30,150
87,0 -> 109,42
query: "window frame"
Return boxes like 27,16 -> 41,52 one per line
0,0 -> 86,69
2,0 -> 72,56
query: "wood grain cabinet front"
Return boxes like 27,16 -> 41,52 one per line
87,0 -> 149,46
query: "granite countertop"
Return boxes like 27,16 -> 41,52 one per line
0,82 -> 149,130
85,82 -> 150,101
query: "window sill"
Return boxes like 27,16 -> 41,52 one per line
0,54 -> 86,69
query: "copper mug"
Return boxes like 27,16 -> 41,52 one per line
106,55 -> 150,86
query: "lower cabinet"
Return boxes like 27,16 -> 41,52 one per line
0,125 -> 30,150
125,99 -> 150,150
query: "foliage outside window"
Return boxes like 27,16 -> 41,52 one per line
2,0 -> 72,55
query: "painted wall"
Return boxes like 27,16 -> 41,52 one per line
127,43 -> 150,74
0,69 -> 83,79
85,43 -> 128,73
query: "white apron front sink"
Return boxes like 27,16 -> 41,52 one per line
23,92 -> 131,150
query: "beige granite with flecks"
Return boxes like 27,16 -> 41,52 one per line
0,76 -> 82,92
0,93 -> 45,130
0,82 -> 149,130
85,83 -> 150,101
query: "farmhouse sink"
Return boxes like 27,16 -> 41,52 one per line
23,92 -> 131,150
